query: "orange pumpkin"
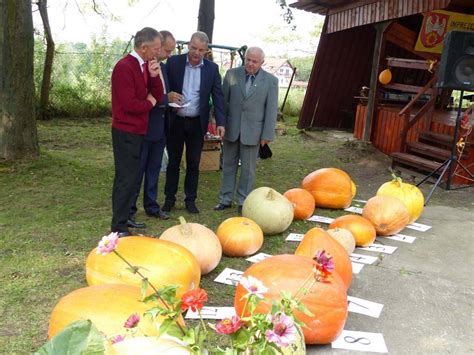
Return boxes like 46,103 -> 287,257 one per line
283,188 -> 315,220
86,236 -> 200,297
48,284 -> 180,339
295,227 -> 352,289
302,168 -> 353,209
329,215 -> 377,247
362,195 -> 410,235
216,217 -> 264,257
234,255 -> 348,344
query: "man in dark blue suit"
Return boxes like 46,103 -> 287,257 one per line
162,31 -> 225,214
129,31 -> 183,224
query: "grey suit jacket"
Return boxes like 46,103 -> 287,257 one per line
222,66 -> 278,146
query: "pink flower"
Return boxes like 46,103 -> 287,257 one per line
239,276 -> 268,298
110,334 -> 125,344
215,316 -> 242,335
96,232 -> 119,255
265,313 -> 297,348
123,313 -> 140,329
312,249 -> 334,281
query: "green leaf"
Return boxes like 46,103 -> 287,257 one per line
35,320 -> 105,355
140,278 -> 149,300
157,285 -> 180,304
295,301 -> 314,317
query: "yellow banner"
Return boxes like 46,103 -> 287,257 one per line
415,10 -> 474,54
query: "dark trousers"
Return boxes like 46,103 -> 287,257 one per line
129,138 -> 166,217
164,116 -> 204,203
111,128 -> 143,232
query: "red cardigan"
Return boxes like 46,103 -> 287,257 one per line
111,54 -> 164,135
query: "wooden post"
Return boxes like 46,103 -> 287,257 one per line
363,21 -> 390,141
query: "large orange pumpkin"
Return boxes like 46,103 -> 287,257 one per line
302,168 -> 353,209
234,255 -> 348,344
362,195 -> 410,236
86,236 -> 200,297
283,188 -> 315,220
329,214 -> 377,247
294,227 -> 352,289
48,284 -> 180,339
216,217 -> 264,257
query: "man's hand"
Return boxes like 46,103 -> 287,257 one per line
148,59 -> 160,78
168,91 -> 184,104
260,139 -> 270,146
217,126 -> 225,138
147,93 -> 157,106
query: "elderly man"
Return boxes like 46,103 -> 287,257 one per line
214,47 -> 278,214
110,27 -> 164,236
162,31 -> 225,214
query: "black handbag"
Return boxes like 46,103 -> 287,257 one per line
259,144 -> 272,159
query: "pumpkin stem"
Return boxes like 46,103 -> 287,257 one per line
266,188 -> 275,200
389,168 -> 403,186
178,216 -> 192,235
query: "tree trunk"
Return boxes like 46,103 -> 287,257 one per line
0,0 -> 39,160
197,0 -> 215,43
37,0 -> 55,120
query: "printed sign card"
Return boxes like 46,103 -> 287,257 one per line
352,199 -> 368,204
246,253 -> 272,263
332,330 -> 388,353
344,206 -> 364,214
347,296 -> 384,318
214,268 -> 243,286
357,244 -> 398,255
382,234 -> 416,244
349,253 -> 379,265
351,262 -> 364,274
307,215 -> 335,224
405,222 -> 432,232
286,233 -> 304,242
186,306 -> 236,320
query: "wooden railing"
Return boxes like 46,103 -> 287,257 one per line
398,75 -> 438,152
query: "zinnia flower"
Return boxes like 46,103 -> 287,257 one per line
239,275 -> 268,298
265,312 -> 297,348
96,232 -> 119,255
312,249 -> 334,281
215,316 -> 242,335
110,334 -> 125,344
123,313 -> 140,329
181,288 -> 208,312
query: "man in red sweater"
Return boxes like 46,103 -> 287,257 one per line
111,27 -> 164,236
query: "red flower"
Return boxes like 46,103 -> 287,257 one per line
181,288 -> 208,312
215,316 -> 242,335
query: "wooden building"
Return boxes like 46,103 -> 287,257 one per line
290,0 -> 473,186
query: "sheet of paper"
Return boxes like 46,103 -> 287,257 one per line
344,206 -> 363,214
332,330 -> 388,353
307,215 -> 335,224
286,233 -> 304,242
352,199 -> 368,204
168,102 -> 190,108
357,243 -> 398,254
405,222 -> 432,232
383,234 -> 416,243
214,268 -> 243,286
347,296 -> 384,318
352,262 -> 364,274
349,253 -> 379,265
246,252 -> 272,263
185,306 -> 236,320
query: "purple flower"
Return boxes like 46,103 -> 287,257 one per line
239,276 -> 268,298
110,334 -> 125,344
312,249 -> 334,281
123,313 -> 140,329
96,232 -> 119,255
265,313 -> 297,347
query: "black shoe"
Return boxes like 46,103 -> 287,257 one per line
117,231 -> 131,237
146,210 -> 170,220
185,201 -> 199,214
127,219 -> 146,228
237,205 -> 243,215
214,203 -> 231,211
162,200 -> 175,212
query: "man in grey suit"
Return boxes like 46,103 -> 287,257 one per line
214,47 -> 278,214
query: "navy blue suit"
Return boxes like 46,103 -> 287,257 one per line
130,62 -> 169,217
164,54 -> 225,203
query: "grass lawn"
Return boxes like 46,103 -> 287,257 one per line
0,116 -> 465,352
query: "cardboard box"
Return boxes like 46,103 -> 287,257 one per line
183,140 -> 222,171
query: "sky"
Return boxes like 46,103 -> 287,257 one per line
32,0 -> 324,57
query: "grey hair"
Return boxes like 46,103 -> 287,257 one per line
190,31 -> 209,45
160,30 -> 175,44
134,27 -> 162,48
245,47 -> 265,61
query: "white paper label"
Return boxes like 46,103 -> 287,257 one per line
352,199 -> 368,204
246,253 -> 272,263
332,330 -> 388,353
185,306 -> 236,320
214,268 -> 243,286
357,244 -> 398,254
384,234 -> 416,243
347,296 -> 384,318
344,206 -> 363,214
286,233 -> 304,242
349,253 -> 379,265
405,222 -> 432,232
307,215 -> 335,224
351,262 -> 364,274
